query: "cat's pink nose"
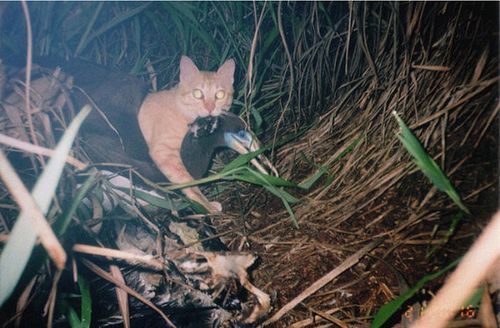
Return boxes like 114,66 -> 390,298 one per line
205,100 -> 215,113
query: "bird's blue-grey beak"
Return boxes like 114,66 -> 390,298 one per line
224,131 -> 278,176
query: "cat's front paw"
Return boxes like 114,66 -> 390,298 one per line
208,201 -> 223,214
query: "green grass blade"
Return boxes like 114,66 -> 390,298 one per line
74,2 -> 103,56
298,165 -> 329,190
78,275 -> 92,328
77,2 -> 150,55
65,304 -> 82,328
234,170 -> 297,189
393,111 -> 469,213
162,2 -> 220,58
54,172 -> 98,236
465,287 -> 483,309
220,148 -> 267,173
233,172 -> 299,201
269,189 -> 298,228
235,168 -> 300,227
299,137 -> 361,190
370,257 -> 461,328
426,212 -> 464,258
0,106 -> 91,307
250,106 -> 264,131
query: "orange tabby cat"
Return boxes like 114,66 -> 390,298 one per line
138,56 -> 235,213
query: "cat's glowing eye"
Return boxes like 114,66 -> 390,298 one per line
215,90 -> 225,99
192,89 -> 203,99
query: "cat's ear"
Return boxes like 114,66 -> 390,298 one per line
217,58 -> 235,84
180,56 -> 200,83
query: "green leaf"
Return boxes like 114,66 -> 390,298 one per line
76,2 -> 150,55
393,112 -> 469,214
126,187 -> 190,211
74,2 -> 104,56
65,304 -> 82,328
220,148 -> 267,173
261,184 -> 299,204
465,287 -> 483,309
298,165 -> 329,190
298,137 -> 361,190
78,275 -> 92,328
54,172 -> 98,236
0,106 -> 91,307
233,170 -> 298,189
427,212 -> 464,257
370,257 -> 461,328
235,169 -> 300,227
250,106 -> 263,130
261,27 -> 280,58
278,193 -> 299,228
162,2 -> 220,58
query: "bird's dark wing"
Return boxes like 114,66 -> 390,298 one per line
181,113 -> 247,179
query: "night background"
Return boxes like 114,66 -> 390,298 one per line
0,2 -> 498,327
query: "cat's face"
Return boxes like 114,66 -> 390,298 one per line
178,56 -> 235,120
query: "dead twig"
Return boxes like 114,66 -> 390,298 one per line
0,133 -> 88,170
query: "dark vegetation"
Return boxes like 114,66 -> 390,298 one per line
0,2 -> 498,327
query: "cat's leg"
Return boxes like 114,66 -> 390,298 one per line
150,145 -> 221,213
